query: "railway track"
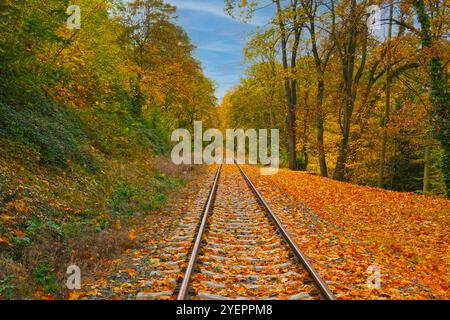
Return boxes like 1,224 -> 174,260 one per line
136,164 -> 335,300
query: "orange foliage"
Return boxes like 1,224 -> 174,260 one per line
245,166 -> 450,299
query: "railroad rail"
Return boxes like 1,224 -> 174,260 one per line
175,164 -> 336,300
177,163 -> 222,299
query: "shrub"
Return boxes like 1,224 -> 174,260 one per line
0,276 -> 16,299
32,265 -> 58,295
110,182 -> 137,216
0,98 -> 94,169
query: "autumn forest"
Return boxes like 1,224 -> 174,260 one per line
0,0 -> 449,302
222,0 -> 449,195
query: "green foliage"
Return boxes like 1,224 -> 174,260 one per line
148,174 -> 185,209
153,173 -> 186,190
110,182 -> 137,216
428,56 -> 450,198
0,276 -> 16,299
61,221 -> 92,237
0,0 -> 67,92
26,219 -> 63,237
149,193 -> 167,210
0,0 -> 214,170
32,265 -> 58,295
81,107 -> 169,157
387,139 -> 424,192
10,235 -> 32,247
0,98 -> 94,168
110,173 -> 184,215
436,146 -> 449,196
403,0 -> 449,197
146,107 -> 171,154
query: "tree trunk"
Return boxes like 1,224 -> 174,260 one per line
275,0 -> 298,170
333,103 -> 351,181
316,80 -> 328,177
333,0 -> 356,181
423,144 -> 431,193
333,0 -> 367,181
307,6 -> 330,177
299,92 -> 310,171
378,105 -> 390,188
286,98 -> 297,170
378,0 -> 394,188
334,70 -> 355,181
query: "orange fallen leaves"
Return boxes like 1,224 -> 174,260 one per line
68,289 -> 100,300
68,291 -> 82,300
244,166 -> 450,300
128,230 -> 137,241
0,214 -> 15,222
0,235 -> 10,245
35,290 -> 55,300
13,230 -> 25,237
5,199 -> 29,213
119,268 -> 137,277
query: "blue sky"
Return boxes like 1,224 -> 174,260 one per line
165,0 -> 273,102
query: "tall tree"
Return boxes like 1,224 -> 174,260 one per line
410,0 -> 449,197
226,0 -> 302,170
301,0 -> 335,177
378,0 -> 395,187
274,0 -> 302,170
331,0 -> 370,181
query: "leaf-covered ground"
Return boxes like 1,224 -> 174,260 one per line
75,167 -> 215,300
243,166 -> 450,299
68,165 -> 448,300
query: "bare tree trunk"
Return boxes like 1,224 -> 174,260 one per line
333,0 -> 357,181
316,80 -> 328,177
334,99 -> 352,181
423,144 -> 431,193
305,1 -> 331,177
300,93 -> 310,170
378,0 -> 394,188
275,0 -> 298,170
378,90 -> 390,187
333,0 -> 368,181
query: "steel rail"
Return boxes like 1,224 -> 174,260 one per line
177,164 -> 222,300
235,163 -> 336,300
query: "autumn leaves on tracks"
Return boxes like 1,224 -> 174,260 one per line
136,164 -> 334,300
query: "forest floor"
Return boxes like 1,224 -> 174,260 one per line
75,165 -> 449,300
243,166 -> 449,300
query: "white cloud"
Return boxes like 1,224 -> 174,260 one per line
166,0 -> 228,18
196,40 -> 240,53
166,0 -> 266,26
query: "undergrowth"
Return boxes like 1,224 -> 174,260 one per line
0,93 -> 193,299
